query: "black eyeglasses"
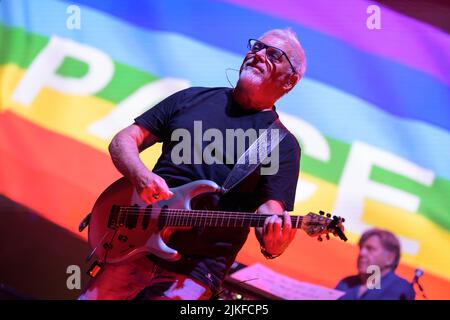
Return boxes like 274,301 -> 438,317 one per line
247,39 -> 297,74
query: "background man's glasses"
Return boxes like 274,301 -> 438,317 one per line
247,39 -> 297,74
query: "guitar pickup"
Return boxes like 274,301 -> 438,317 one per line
107,205 -> 120,229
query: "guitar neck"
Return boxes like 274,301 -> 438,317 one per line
163,209 -> 304,228
116,206 -> 303,229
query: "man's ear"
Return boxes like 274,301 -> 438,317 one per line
283,73 -> 300,92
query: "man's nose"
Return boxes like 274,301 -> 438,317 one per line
359,248 -> 368,257
253,48 -> 267,62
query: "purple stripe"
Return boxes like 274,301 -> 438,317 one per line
220,0 -> 450,87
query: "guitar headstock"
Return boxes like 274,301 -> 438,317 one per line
302,211 -> 348,242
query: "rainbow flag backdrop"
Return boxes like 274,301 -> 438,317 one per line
1,0 -> 449,299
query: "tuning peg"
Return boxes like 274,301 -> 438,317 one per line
318,236 -> 323,242
319,210 -> 325,215
326,213 -> 331,218
342,218 -> 346,222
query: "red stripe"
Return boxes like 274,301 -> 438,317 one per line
0,111 -> 120,239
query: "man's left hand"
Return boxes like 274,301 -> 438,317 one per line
262,211 -> 297,256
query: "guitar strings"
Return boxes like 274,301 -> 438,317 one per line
113,208 -> 306,227
115,206 -> 306,217
115,210 -> 305,220
115,206 -> 333,219
110,208 -> 339,231
110,208 -> 339,229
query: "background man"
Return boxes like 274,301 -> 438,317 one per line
336,228 -> 415,300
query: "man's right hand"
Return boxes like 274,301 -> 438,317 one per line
132,170 -> 174,204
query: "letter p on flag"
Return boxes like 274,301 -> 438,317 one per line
12,36 -> 114,106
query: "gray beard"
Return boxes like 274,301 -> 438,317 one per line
239,67 -> 264,87
237,69 -> 266,104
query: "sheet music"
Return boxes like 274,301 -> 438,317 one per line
230,263 -> 345,300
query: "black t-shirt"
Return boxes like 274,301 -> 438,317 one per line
134,87 -> 301,293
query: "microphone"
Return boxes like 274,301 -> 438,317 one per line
412,268 -> 423,284
225,68 -> 240,88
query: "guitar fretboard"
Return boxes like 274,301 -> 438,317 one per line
111,206 -> 303,229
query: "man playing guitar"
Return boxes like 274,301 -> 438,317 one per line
80,28 -> 308,300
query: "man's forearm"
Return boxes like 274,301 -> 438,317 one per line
108,134 -> 149,182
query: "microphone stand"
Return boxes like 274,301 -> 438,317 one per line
412,270 -> 428,300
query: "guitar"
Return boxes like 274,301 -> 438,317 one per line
81,177 -> 347,266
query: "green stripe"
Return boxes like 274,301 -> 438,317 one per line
300,137 -> 350,184
301,137 -> 450,231
57,57 -> 89,78
96,62 -> 158,103
0,23 -> 159,104
371,167 -> 450,230
0,24 -> 48,68
420,178 -> 450,230
2,23 -> 450,230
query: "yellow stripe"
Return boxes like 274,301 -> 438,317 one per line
2,64 -> 450,281
0,64 -> 161,167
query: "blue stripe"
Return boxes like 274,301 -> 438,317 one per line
58,0 -> 450,132
1,0 -> 450,180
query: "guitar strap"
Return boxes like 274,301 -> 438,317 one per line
220,117 -> 289,194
